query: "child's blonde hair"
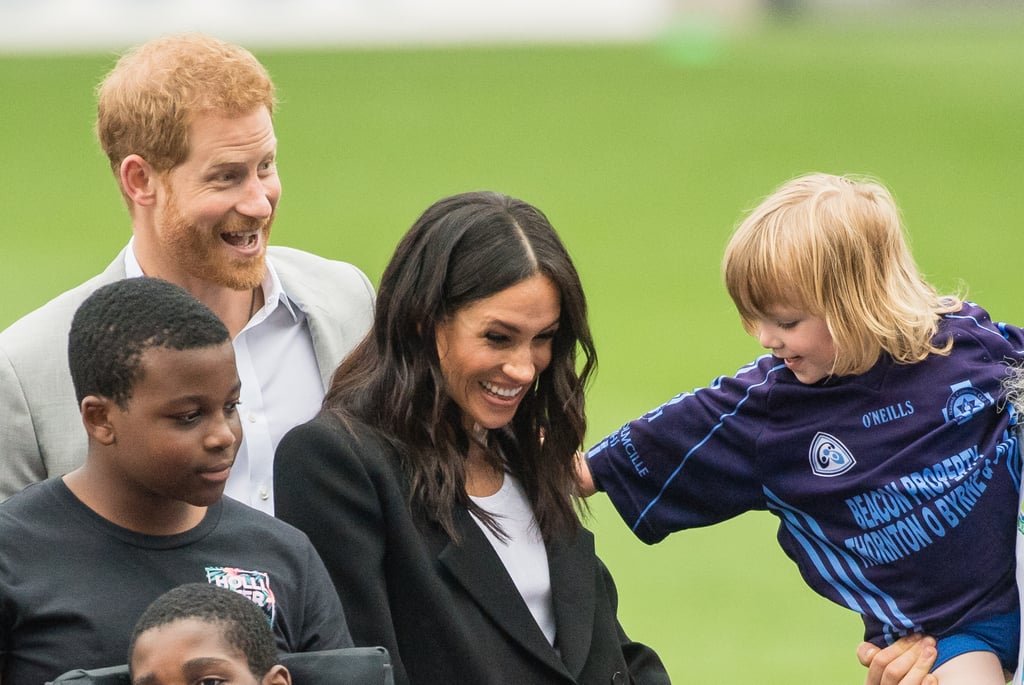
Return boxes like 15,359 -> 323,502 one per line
723,173 -> 960,377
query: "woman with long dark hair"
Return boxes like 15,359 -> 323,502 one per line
275,191 -> 668,684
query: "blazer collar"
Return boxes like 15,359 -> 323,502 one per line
546,527 -> 597,676
270,246 -> 348,390
110,243 -> 338,390
437,506 -> 597,679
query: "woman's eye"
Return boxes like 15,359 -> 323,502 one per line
485,333 -> 510,344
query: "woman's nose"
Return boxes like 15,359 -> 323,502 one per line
502,346 -> 536,383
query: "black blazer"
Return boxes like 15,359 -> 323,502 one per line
275,414 -> 669,685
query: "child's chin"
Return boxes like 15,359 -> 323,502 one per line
185,488 -> 226,508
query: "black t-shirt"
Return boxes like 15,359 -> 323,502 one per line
0,478 -> 351,684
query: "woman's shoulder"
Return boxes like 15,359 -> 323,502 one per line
278,412 -> 400,471
286,410 -> 376,442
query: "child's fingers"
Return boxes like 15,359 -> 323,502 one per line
861,634 -> 937,685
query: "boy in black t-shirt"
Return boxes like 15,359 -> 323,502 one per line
0,278 -> 350,684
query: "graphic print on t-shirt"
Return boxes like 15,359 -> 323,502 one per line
205,566 -> 277,625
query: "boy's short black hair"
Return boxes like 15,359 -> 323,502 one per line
128,582 -> 277,676
68,277 -> 230,408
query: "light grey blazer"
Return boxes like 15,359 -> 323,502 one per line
0,245 -> 375,500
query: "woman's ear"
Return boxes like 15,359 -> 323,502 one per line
81,395 -> 116,446
262,664 -> 291,685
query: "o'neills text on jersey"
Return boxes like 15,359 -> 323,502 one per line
861,401 -> 914,428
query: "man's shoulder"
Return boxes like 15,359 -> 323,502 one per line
268,245 -> 367,282
269,246 -> 371,294
0,257 -> 124,354
267,246 -> 375,344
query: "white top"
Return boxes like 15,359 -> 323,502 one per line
125,240 -> 323,514
469,473 -> 557,646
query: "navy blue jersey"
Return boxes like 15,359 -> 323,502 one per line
588,302 -> 1024,646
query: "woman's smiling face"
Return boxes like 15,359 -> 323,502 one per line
435,274 -> 560,431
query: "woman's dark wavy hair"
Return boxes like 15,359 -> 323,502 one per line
325,191 -> 596,542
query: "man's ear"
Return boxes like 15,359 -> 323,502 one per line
119,154 -> 159,207
81,395 -> 116,445
262,665 -> 291,685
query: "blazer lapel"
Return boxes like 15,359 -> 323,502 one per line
270,248 -> 344,390
437,506 -> 571,677
547,527 -> 597,678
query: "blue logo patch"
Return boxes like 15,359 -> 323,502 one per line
809,432 -> 856,477
942,380 -> 993,425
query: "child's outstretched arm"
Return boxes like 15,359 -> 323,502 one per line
575,450 -> 597,497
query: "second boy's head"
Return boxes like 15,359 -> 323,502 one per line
128,583 -> 290,685
68,277 -> 241,507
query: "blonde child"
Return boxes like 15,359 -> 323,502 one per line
581,173 -> 1023,683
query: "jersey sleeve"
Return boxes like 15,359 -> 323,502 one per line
586,357 -> 777,544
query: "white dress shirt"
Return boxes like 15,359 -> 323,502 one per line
125,240 -> 323,514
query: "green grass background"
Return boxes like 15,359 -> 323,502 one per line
3,13 -> 1024,682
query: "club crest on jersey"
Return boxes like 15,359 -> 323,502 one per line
941,380 -> 993,425
809,432 -> 856,477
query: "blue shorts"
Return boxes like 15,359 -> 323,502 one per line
933,611 -> 1019,673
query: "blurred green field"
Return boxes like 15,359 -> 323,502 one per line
3,13 -> 1024,682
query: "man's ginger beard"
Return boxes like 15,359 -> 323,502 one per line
155,184 -> 273,291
